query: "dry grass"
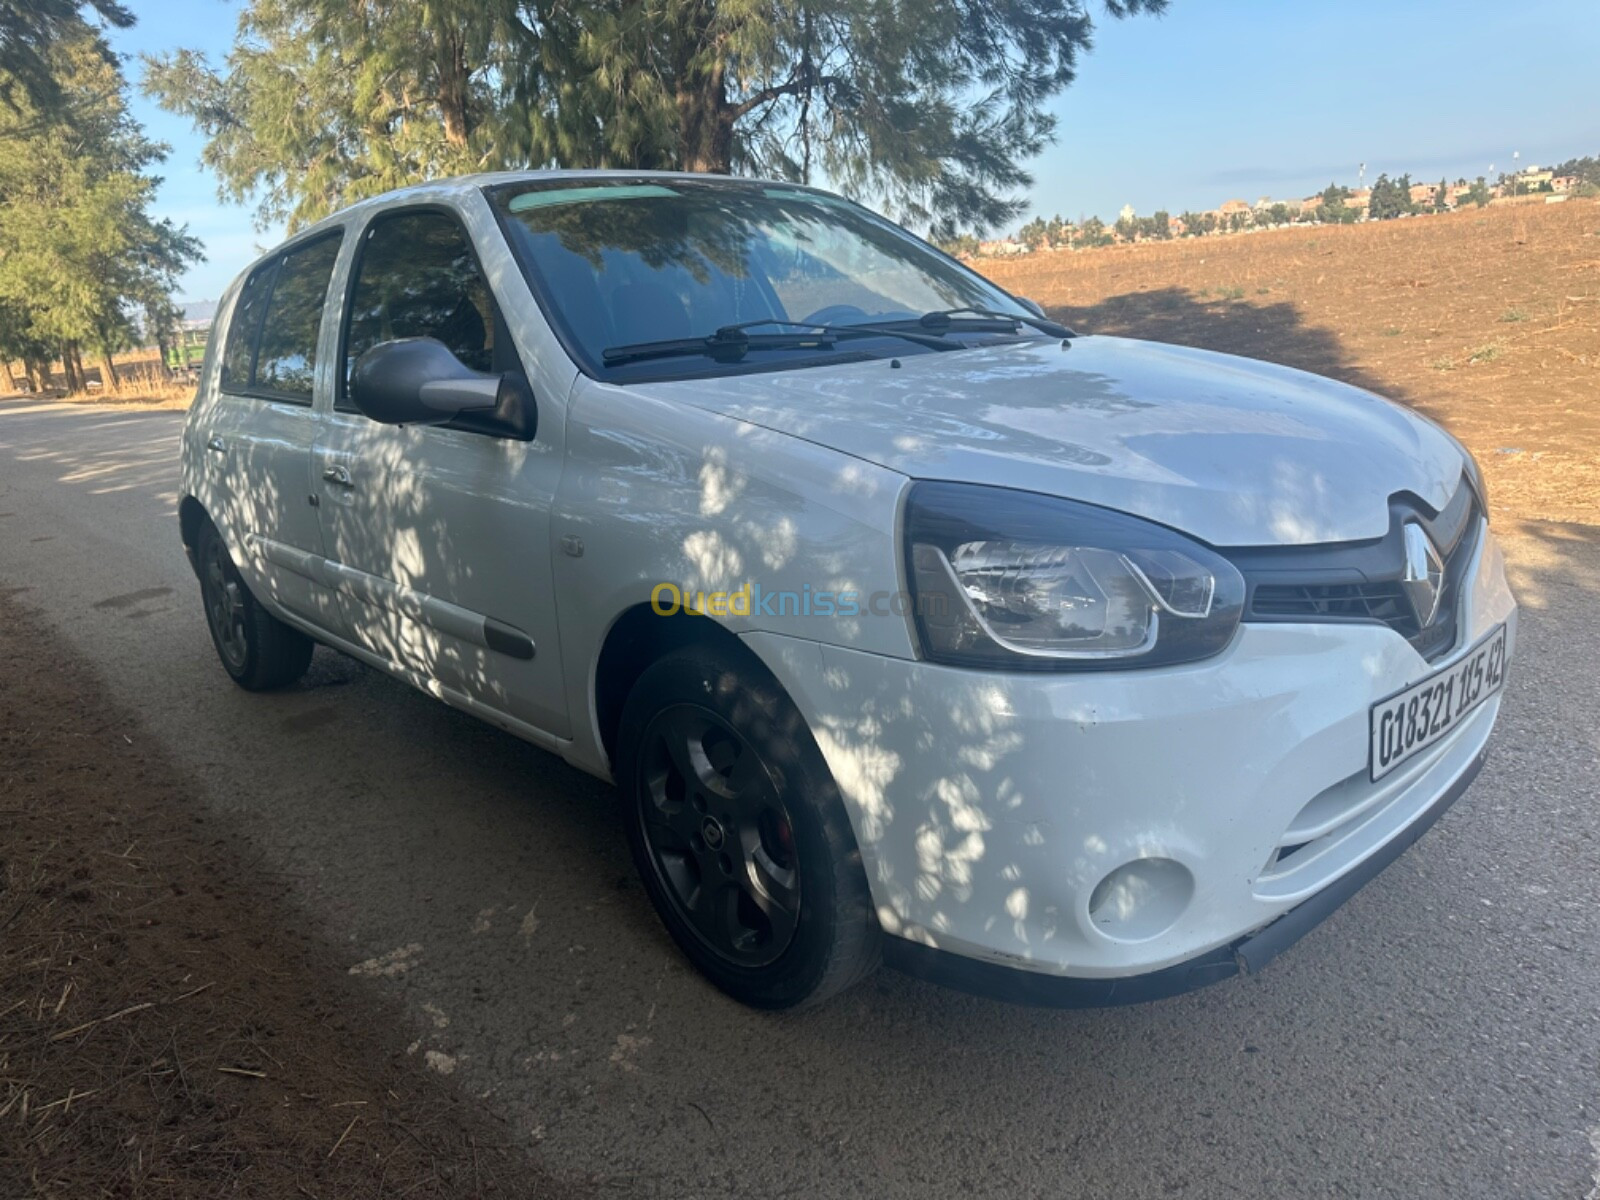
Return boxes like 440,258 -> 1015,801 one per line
73,374 -> 198,410
978,199 -> 1600,526
6,347 -> 198,410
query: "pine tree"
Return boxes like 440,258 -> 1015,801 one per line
0,34 -> 200,391
145,0 -> 1169,238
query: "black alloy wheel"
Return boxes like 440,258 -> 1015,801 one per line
200,527 -> 251,674
194,518 -> 314,691
617,645 -> 879,1008
635,703 -> 802,966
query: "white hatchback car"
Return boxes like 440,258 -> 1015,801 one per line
180,171 -> 1515,1009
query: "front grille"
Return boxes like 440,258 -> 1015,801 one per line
1231,480 -> 1481,663
1251,581 -> 1417,632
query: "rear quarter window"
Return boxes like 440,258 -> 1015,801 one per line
219,264 -> 274,392
219,232 -> 344,401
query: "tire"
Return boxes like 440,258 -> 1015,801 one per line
617,645 -> 880,1009
196,518 -> 314,691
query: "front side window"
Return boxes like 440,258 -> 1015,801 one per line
341,210 -> 497,409
253,234 -> 342,399
491,179 -> 1034,381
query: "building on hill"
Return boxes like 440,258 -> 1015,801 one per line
976,238 -> 1027,257
1217,198 -> 1251,216
1552,175 -> 1578,193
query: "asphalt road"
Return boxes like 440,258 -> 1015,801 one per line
3,399 -> 1597,1199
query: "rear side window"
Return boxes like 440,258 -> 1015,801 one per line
219,232 -> 343,401
219,264 -> 273,391
341,210 -> 497,410
254,236 -> 342,399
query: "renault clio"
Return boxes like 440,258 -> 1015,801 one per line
179,172 -> 1514,1008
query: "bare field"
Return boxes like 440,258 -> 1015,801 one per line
978,199 -> 1600,526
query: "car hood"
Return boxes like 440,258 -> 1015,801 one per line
644,335 -> 1467,546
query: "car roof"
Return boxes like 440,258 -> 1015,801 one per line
307,169 -> 814,230
247,169 -> 827,278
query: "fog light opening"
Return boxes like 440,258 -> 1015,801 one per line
1087,857 -> 1194,943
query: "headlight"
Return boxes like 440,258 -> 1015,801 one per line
904,482 -> 1245,671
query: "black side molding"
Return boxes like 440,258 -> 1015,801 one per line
884,750 -> 1488,1008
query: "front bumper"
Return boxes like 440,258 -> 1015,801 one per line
745,523 -> 1517,999
883,750 -> 1484,1006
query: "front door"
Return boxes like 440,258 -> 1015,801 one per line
312,206 -> 570,738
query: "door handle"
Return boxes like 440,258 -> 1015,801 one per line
205,435 -> 227,455
321,463 -> 354,488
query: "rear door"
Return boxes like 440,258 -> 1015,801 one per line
312,205 -> 570,738
207,232 -> 345,635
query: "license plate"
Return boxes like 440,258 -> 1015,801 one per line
1369,625 -> 1507,781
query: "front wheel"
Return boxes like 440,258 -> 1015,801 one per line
196,518 -> 313,691
617,646 -> 880,1009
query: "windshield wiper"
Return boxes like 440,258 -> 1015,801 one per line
915,306 -> 1075,339
601,317 -> 954,367
603,328 -> 834,367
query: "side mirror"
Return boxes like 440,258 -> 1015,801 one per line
350,337 -> 505,427
1016,296 -> 1047,319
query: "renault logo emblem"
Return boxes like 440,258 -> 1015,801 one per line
1401,522 -> 1445,625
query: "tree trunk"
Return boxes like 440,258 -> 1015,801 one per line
436,30 -> 471,148
63,343 -> 85,394
155,334 -> 175,378
73,345 -> 89,392
99,346 -> 119,390
2,360 -> 15,392
673,22 -> 733,173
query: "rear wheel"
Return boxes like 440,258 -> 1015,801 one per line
618,646 -> 879,1008
196,518 -> 313,691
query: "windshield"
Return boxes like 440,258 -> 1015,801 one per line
490,178 -> 1034,380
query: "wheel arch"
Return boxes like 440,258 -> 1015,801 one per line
592,602 -> 776,774
178,494 -> 209,577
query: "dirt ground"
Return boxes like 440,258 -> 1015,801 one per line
0,595 -> 585,1199
979,198 -> 1600,527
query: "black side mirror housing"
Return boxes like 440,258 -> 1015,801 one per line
351,337 -> 535,440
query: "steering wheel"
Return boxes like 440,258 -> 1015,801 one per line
800,304 -> 871,327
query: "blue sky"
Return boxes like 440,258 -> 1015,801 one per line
113,0 -> 1600,303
